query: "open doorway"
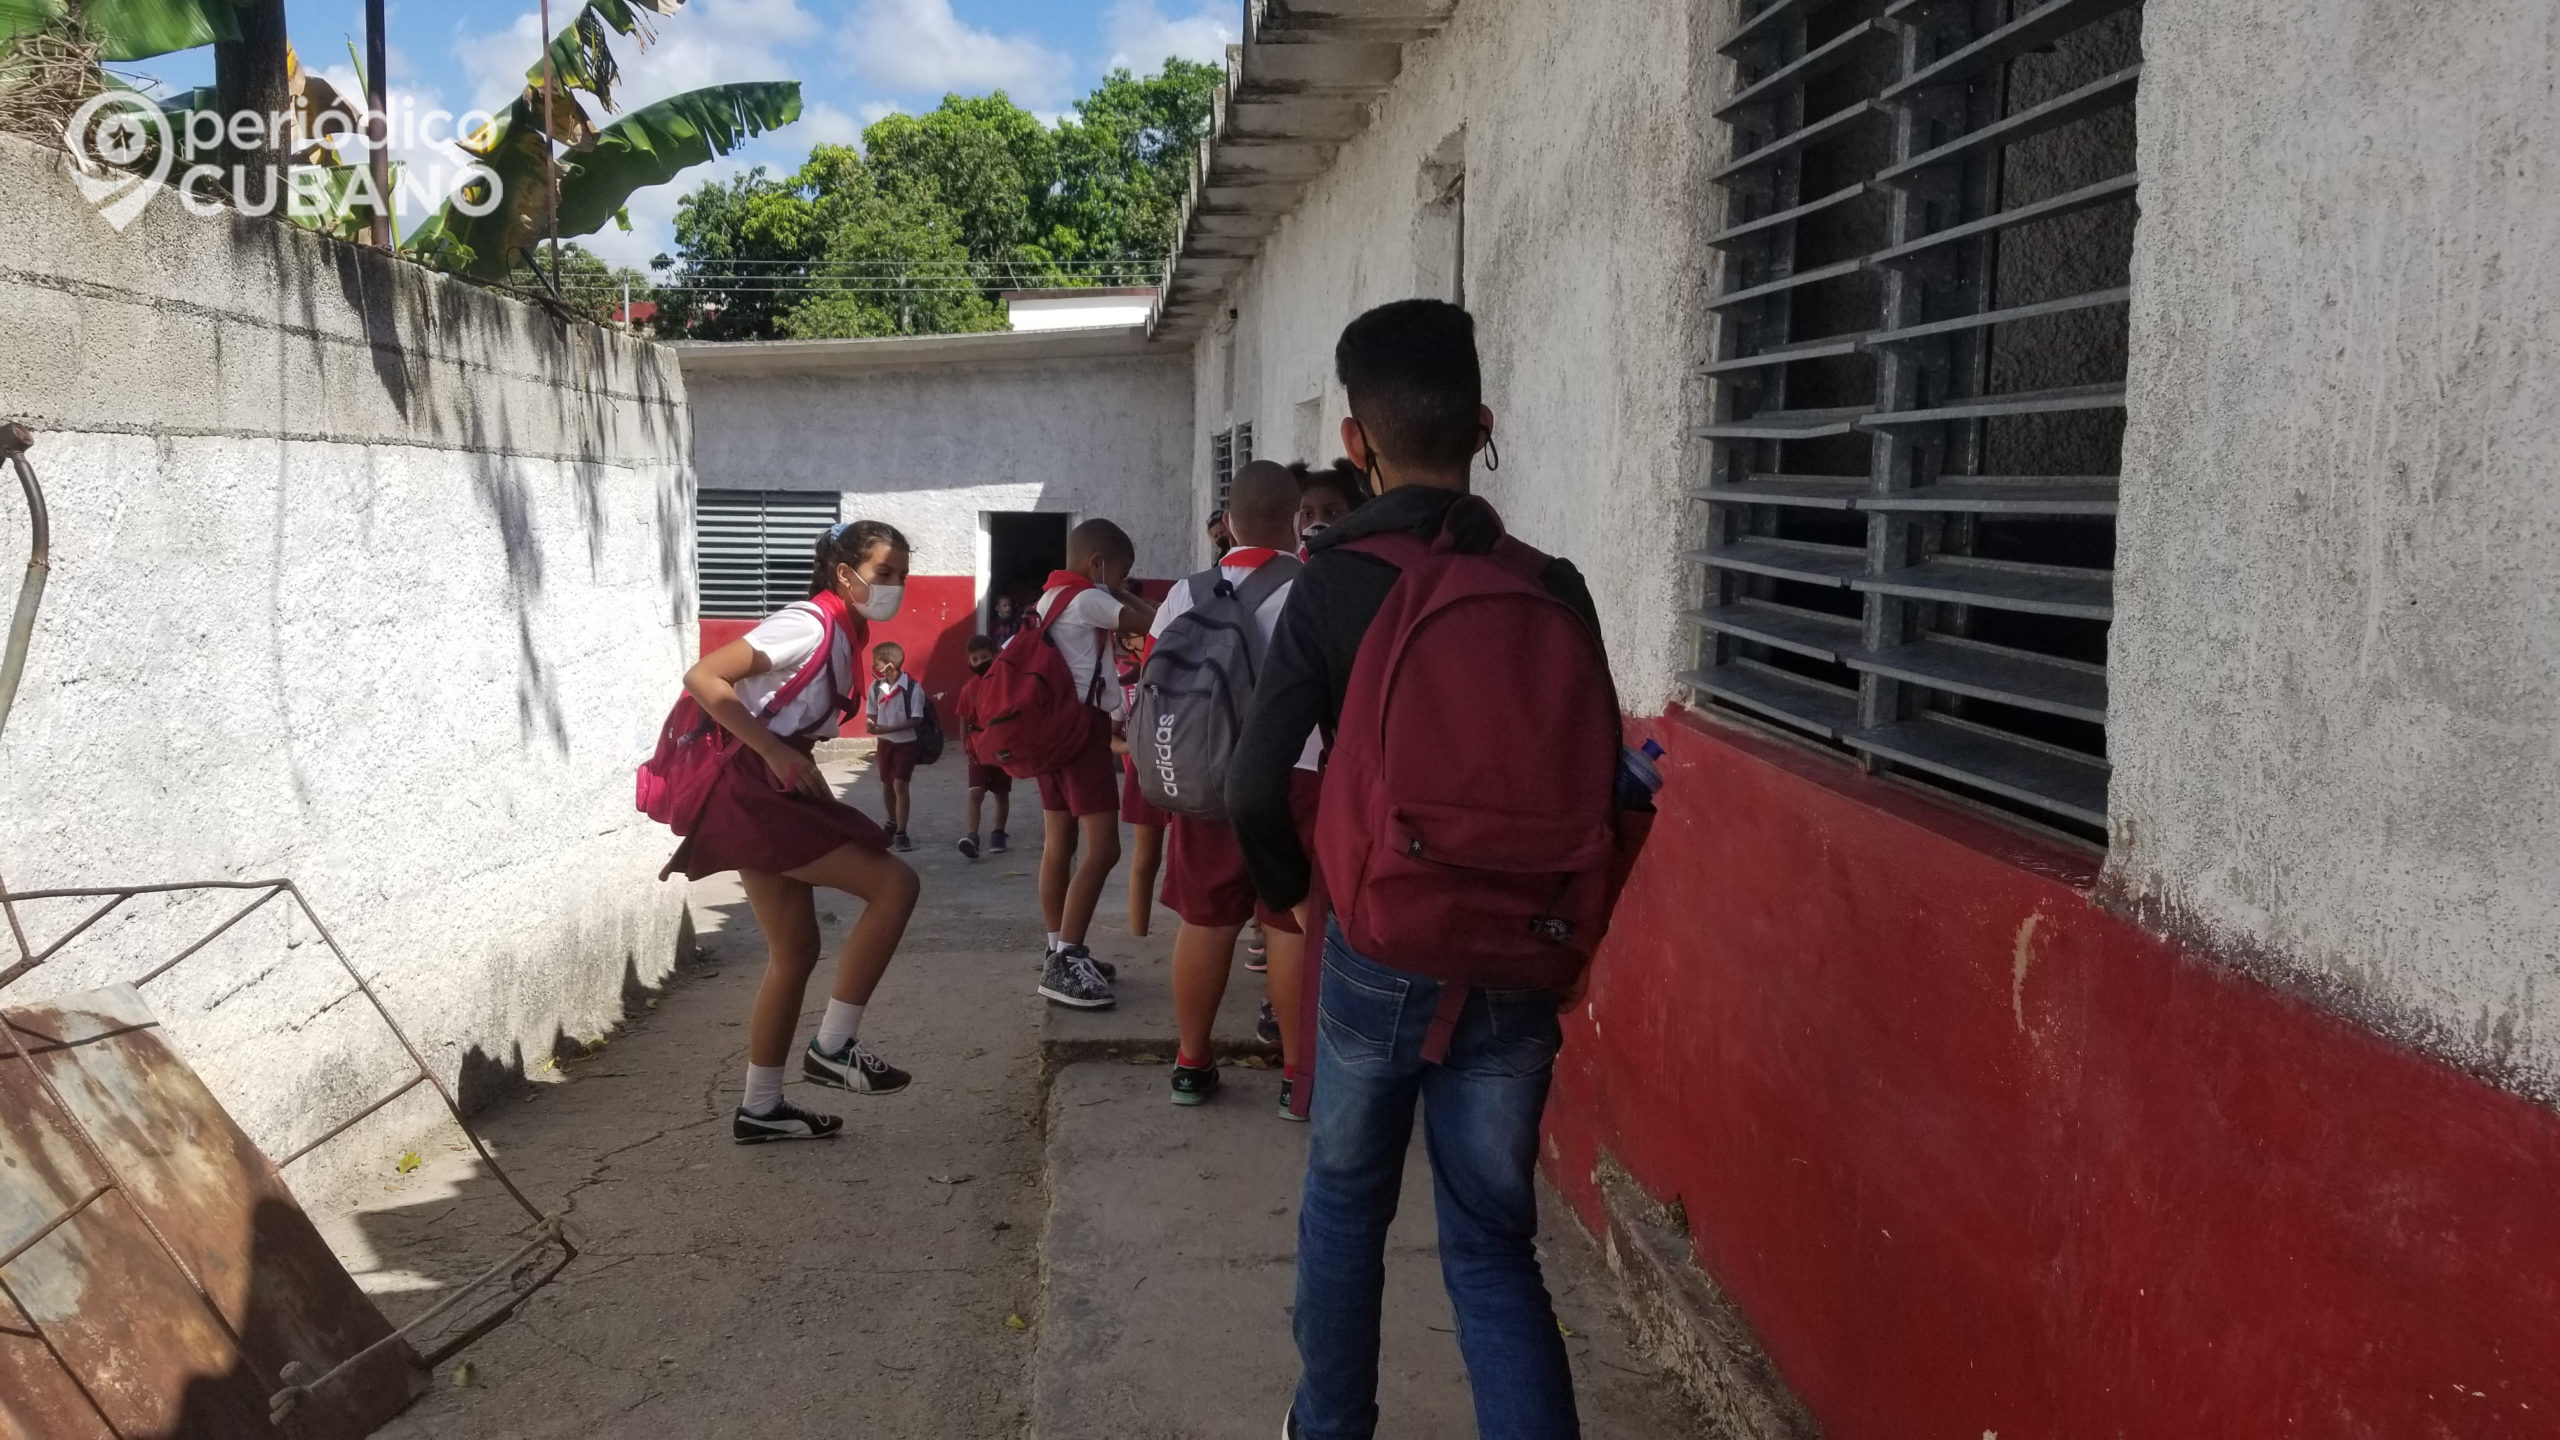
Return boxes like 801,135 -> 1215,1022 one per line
982,510 -> 1070,636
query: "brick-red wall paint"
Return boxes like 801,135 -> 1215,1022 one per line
698,575 -> 982,709
1546,709 -> 2560,1437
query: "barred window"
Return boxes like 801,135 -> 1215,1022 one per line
1688,0 -> 2140,842
1213,422 -> 1255,513
696,489 -> 842,619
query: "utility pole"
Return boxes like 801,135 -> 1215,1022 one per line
366,0 -> 391,248
540,0 -> 560,291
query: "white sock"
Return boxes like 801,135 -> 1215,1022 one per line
817,1000 -> 864,1052
1046,931 -> 1061,952
743,1063 -> 785,1116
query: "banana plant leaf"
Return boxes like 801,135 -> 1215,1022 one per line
39,0 -> 243,60
415,80 -> 793,280
523,0 -> 688,105
0,0 -> 66,46
553,80 -> 797,235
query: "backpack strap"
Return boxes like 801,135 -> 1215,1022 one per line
1226,554 -> 1302,677
757,599 -> 843,725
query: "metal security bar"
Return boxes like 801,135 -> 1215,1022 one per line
1688,0 -> 2139,837
697,489 -> 843,619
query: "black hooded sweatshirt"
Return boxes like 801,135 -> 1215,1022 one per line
1225,482 -> 1607,913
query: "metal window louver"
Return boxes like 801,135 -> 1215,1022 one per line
1687,0 -> 2140,838
697,490 -> 843,620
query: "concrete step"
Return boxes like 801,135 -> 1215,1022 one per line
1033,1061 -> 1710,1439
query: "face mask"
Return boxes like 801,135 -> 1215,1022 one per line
854,583 -> 904,621
1302,522 -> 1330,539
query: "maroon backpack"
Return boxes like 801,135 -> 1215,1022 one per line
977,576 -> 1106,778
637,594 -> 851,834
1314,499 -> 1623,993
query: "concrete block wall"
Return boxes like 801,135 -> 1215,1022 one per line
1190,0 -> 1715,713
0,136 -> 693,1166
2105,0 -> 2560,1101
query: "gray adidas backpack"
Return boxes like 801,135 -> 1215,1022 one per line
1130,555 -> 1303,821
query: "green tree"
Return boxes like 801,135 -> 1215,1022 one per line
1042,58 -> 1223,267
504,242 -> 654,325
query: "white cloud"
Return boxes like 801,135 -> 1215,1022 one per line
1101,0 -> 1237,73
837,0 -> 1073,106
455,0 -> 822,118
796,101 -> 871,149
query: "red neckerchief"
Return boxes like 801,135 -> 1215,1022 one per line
1220,547 -> 1282,570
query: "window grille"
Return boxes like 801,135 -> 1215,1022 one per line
697,489 -> 843,619
1212,423 -> 1255,513
1688,0 -> 2139,839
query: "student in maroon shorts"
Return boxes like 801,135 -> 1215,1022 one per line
1030,519 -> 1157,1010
864,640 -> 922,851
1112,631 -> 1169,937
668,520 -> 922,1142
1156,462 -> 1325,1116
952,633 -> 1011,859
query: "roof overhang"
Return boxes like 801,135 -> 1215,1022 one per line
670,325 -> 1159,379
1147,0 -> 1460,342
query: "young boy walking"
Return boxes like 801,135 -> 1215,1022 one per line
1231,300 -> 1621,1440
1152,460 -> 1319,1116
1031,518 -> 1156,1009
865,641 -> 922,852
952,633 -> 1011,859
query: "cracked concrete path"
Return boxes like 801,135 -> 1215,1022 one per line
355,744 -> 1060,1439
330,744 -> 1700,1438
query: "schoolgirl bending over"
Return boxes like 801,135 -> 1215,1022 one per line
667,520 -> 924,1141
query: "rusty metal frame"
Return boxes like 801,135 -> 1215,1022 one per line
0,876 -> 579,1427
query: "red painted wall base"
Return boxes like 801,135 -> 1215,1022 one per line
699,575 -> 983,714
1546,708 -> 2560,1437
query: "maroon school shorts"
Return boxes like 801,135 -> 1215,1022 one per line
966,759 -> 1012,795
1160,770 -> 1322,932
1121,754 -> 1170,829
874,738 -> 917,787
1035,709 -> 1118,817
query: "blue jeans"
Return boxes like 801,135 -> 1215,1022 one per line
1291,922 -> 1579,1439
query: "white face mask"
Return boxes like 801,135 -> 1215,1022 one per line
854,583 -> 904,621
1301,522 -> 1330,539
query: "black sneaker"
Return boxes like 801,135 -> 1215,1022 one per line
893,830 -> 914,852
1170,1061 -> 1221,1106
1280,1408 -> 1300,1439
732,1097 -> 843,1143
1255,999 -> 1281,1047
957,834 -> 981,860
803,1037 -> 912,1095
990,828 -> 1009,854
1245,920 -> 1268,972
1276,1076 -> 1306,1123
1044,940 -> 1115,979
1039,944 -> 1116,1009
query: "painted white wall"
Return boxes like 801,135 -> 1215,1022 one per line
679,330 -> 1199,581
1187,0 -> 1715,712
1005,291 -> 1158,332
0,137 -> 692,1167
2104,0 -> 2560,1099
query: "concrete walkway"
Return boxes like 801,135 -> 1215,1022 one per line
341,747 -> 1703,1438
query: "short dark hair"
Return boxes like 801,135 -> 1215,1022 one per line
1290,457 -> 1369,510
966,633 -> 996,654
1334,299 -> 1482,470
1068,517 -> 1135,570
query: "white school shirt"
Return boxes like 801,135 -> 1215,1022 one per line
737,603 -> 854,740
1035,583 -> 1129,721
1148,549 -> 1323,772
867,673 -> 923,738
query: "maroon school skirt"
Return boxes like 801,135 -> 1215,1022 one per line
661,738 -> 890,881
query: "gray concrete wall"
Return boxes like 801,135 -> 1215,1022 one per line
2105,0 -> 2560,1099
1191,0 -> 1716,711
681,331 -> 1197,582
0,135 -> 693,1166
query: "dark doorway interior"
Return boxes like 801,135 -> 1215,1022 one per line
984,511 -> 1070,633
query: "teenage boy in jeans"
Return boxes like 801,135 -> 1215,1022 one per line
1033,518 -> 1156,1009
1231,299 -> 1604,1440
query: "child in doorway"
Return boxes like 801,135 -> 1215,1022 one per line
1032,518 -> 1157,1009
665,520 -> 922,1143
1114,630 -> 1168,937
952,633 -> 1011,860
1159,460 -> 1321,1116
865,641 -> 923,851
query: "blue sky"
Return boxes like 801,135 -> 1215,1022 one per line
130,0 -> 1239,265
